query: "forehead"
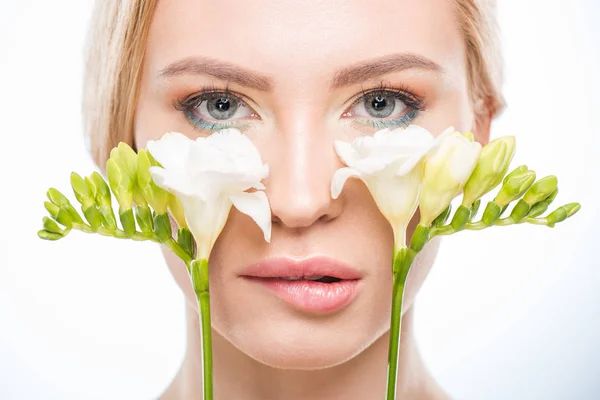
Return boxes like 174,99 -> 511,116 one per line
146,0 -> 464,88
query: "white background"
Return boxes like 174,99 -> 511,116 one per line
0,1 -> 598,399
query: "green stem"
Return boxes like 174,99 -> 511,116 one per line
431,215 -> 552,237
191,259 -> 214,400
386,247 -> 416,400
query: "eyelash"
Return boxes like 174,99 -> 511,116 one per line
174,81 -> 426,133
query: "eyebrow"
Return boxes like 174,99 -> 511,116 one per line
158,53 -> 442,91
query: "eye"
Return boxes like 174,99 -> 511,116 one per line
342,85 -> 425,129
175,87 -> 259,132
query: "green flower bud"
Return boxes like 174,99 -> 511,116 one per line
469,199 -> 481,222
90,172 -> 111,204
527,202 -> 549,218
70,172 -> 95,209
523,176 -> 558,206
564,202 -> 581,217
47,188 -> 70,207
83,206 -> 103,230
119,208 -> 136,237
107,158 -> 134,210
494,166 -> 536,207
409,224 -> 430,252
135,205 -> 154,233
509,199 -> 531,221
154,212 -> 173,243
55,208 -> 75,227
546,207 -> 567,227
89,172 -> 117,230
38,229 -> 64,241
462,136 -> 516,206
44,201 -> 60,219
43,216 -> 62,234
546,203 -> 581,227
450,204 -> 471,231
481,201 -> 502,226
137,149 -> 170,214
177,228 -> 195,259
431,204 -> 452,228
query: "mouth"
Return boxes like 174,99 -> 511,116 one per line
240,257 -> 363,313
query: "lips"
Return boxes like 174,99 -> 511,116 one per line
240,256 -> 363,313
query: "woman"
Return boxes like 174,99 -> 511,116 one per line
83,0 -> 504,398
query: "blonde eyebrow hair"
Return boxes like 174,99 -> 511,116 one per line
158,53 -> 442,92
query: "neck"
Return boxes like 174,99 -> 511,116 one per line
164,302 -> 432,400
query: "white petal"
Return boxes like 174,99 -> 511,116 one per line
149,166 -> 195,197
146,132 -> 193,174
229,191 -> 272,242
333,141 -> 360,166
331,167 -> 363,199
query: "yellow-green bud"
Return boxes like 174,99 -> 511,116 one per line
137,149 -> 170,213
119,208 -> 136,237
135,205 -> 154,233
70,172 -> 95,209
89,172 -> 117,230
494,166 -> 536,207
177,228 -> 195,259
154,213 -> 173,242
431,204 -> 452,228
462,136 -> 516,206
450,205 -> 471,231
523,176 -> 558,206
409,224 -> 430,252
47,188 -> 70,207
44,201 -> 60,219
83,206 -> 103,230
38,229 -> 64,241
43,216 -> 62,234
107,158 -> 134,210
481,201 -> 502,226
546,203 -> 581,226
469,199 -> 481,222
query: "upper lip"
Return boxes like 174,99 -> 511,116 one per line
240,256 -> 363,280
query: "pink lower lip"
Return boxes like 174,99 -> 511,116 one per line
244,277 -> 361,313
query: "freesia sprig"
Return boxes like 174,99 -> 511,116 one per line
331,125 -> 581,400
38,128 -> 271,400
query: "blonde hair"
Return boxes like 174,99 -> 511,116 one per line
82,0 -> 504,169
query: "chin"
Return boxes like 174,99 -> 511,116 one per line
215,315 -> 380,370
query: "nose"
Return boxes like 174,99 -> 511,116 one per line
265,123 -> 343,230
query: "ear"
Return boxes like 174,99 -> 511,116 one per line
472,97 -> 493,146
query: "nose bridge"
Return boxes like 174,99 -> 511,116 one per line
266,116 -> 341,228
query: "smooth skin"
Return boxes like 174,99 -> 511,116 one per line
134,0 -> 491,398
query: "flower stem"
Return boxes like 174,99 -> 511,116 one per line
191,259 -> 214,400
386,247 -> 416,400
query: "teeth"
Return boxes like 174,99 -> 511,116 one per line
279,275 -> 325,281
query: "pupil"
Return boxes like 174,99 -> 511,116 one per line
366,93 -> 395,118
206,96 -> 239,120
373,95 -> 387,110
216,98 -> 230,111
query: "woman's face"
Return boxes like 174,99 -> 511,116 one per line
135,0 -> 486,369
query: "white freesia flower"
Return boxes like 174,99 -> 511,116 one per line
418,131 -> 482,226
331,125 -> 452,247
147,128 -> 271,259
